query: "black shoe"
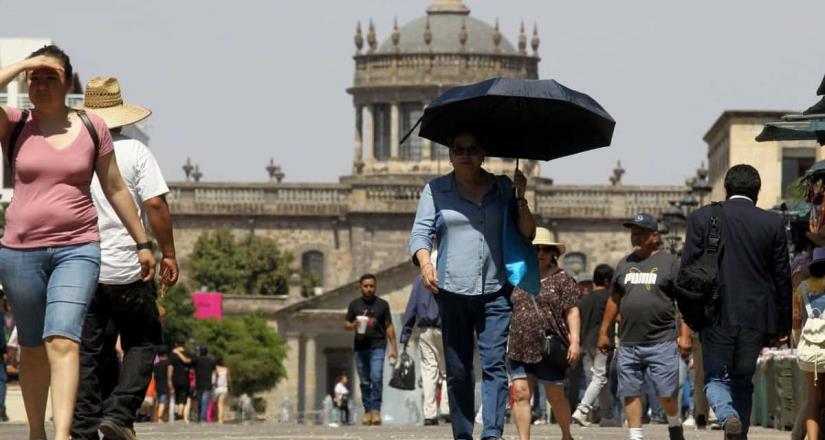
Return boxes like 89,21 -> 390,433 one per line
695,414 -> 707,429
441,414 -> 451,424
723,415 -> 742,440
423,418 -> 438,426
99,418 -> 138,440
668,425 -> 685,440
804,96 -> 825,115
0,410 -> 8,422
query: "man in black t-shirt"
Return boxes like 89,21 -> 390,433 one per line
192,346 -> 217,423
344,274 -> 398,426
598,213 -> 692,440
168,342 -> 192,423
572,264 -> 618,427
152,346 -> 171,422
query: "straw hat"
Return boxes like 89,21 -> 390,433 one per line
76,77 -> 151,129
532,227 -> 566,255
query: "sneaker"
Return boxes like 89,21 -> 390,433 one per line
361,412 -> 372,426
370,410 -> 382,426
98,419 -> 137,440
668,425 -> 685,440
723,415 -> 742,439
327,422 -> 340,428
683,415 -> 696,428
599,416 -> 621,427
571,409 -> 591,427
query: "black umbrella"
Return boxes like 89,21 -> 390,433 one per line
402,77 -> 615,161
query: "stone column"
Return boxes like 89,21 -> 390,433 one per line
363,105 -> 374,161
283,332 -> 301,419
303,334 -> 318,420
422,139 -> 432,160
390,103 -> 400,159
354,105 -> 363,162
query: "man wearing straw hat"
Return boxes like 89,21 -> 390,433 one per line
71,77 -> 178,440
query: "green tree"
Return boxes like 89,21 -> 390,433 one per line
188,227 -> 292,295
193,314 -> 287,397
157,282 -> 197,346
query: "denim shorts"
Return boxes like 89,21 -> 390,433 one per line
616,340 -> 679,398
508,358 -> 566,385
0,242 -> 101,347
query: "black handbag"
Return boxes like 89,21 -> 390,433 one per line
388,352 -> 416,391
530,295 -> 569,372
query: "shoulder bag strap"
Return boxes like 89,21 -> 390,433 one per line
802,289 -> 818,319
529,294 -> 552,333
706,202 -> 724,255
6,109 -> 31,176
75,110 -> 100,180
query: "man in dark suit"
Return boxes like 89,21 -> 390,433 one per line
681,164 -> 792,440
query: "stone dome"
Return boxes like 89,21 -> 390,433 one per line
376,14 -> 517,55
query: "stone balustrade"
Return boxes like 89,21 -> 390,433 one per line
167,180 -> 687,219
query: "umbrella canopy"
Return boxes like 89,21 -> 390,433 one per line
410,77 -> 615,161
756,114 -> 825,146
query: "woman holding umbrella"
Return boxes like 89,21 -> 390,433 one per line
410,129 -> 535,440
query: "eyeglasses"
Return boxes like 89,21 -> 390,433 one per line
534,245 -> 557,253
450,146 -> 482,157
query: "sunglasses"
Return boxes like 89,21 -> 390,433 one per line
450,146 -> 482,157
534,245 -> 557,253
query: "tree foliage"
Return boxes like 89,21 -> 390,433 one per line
189,227 -> 291,295
157,282 -> 197,346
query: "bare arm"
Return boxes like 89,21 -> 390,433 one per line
566,305 -> 581,364
143,195 -> 178,286
96,153 -> 155,281
385,321 -> 399,360
0,56 -> 65,139
598,292 -> 621,353
167,364 -> 175,395
344,320 -> 357,331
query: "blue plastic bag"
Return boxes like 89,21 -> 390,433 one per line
502,193 -> 540,295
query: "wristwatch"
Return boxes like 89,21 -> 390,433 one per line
136,241 -> 154,251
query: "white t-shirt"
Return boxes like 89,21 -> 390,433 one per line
91,134 -> 169,284
334,382 -> 349,399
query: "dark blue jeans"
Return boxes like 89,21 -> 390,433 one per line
354,347 -> 385,412
436,289 -> 512,440
0,358 -> 6,414
701,324 -> 765,437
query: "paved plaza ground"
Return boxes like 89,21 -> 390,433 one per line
0,421 -> 793,439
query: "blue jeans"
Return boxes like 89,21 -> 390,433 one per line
0,243 -> 101,346
0,358 -> 6,414
701,324 -> 765,436
436,289 -> 512,440
354,347 -> 385,412
199,390 -> 212,422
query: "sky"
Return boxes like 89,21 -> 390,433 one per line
2,0 -> 823,185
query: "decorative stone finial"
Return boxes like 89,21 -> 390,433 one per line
493,18 -> 502,51
697,161 -> 708,180
458,19 -> 468,48
391,17 -> 400,48
518,20 -> 527,54
182,157 -> 193,181
609,160 -> 625,186
192,164 -> 203,183
367,19 -> 377,53
427,0 -> 470,15
266,158 -> 285,183
531,23 -> 540,54
354,21 -> 364,53
423,16 -> 433,46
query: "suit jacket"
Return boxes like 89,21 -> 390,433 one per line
681,197 -> 792,336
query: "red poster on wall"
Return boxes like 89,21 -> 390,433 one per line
192,291 -> 223,320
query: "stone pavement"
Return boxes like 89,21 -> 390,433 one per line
0,422 -> 792,439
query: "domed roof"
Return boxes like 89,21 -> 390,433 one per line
376,14 -> 517,55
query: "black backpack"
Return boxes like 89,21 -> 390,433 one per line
4,109 -> 100,184
674,202 -> 724,331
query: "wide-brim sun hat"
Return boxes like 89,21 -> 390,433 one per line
75,76 -> 151,129
532,227 -> 566,255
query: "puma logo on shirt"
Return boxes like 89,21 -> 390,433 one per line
624,267 -> 659,291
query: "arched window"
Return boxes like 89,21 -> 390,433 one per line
562,252 -> 587,276
400,102 -> 423,162
302,251 -> 325,286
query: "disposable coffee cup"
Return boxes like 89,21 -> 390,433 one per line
356,316 -> 369,334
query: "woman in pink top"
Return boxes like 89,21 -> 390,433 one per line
0,45 -> 156,440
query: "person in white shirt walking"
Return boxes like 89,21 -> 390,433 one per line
71,77 -> 178,440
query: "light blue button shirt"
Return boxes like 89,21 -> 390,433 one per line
409,172 -> 513,295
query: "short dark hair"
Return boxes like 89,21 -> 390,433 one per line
28,45 -> 73,83
215,355 -> 225,366
724,164 -> 761,201
593,264 -> 614,287
156,345 -> 169,356
359,273 -> 376,284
